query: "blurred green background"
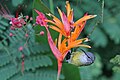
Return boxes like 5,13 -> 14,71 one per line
0,0 -> 120,80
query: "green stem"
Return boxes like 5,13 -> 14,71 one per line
57,60 -> 62,80
101,0 -> 104,23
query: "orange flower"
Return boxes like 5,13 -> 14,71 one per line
45,28 -> 90,80
35,9 -> 90,79
46,1 -> 97,38
35,1 -> 96,80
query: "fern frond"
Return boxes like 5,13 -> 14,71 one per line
8,68 -> 64,80
0,64 -> 19,80
24,55 -> 52,71
0,50 -> 11,67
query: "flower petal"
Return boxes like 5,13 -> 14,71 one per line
46,13 -> 64,30
58,33 -> 62,50
73,15 -> 97,26
61,12 -> 70,36
57,7 -> 71,36
70,21 -> 86,42
77,44 -> 91,48
65,1 -> 71,17
67,10 -> 73,23
45,27 -> 63,61
49,26 -> 66,37
68,38 -> 89,49
60,38 -> 68,54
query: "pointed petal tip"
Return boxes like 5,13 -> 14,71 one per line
46,13 -> 52,16
57,7 -> 61,11
57,7 -> 59,9
71,9 -> 73,11
34,9 -> 42,15
88,46 -> 91,48
66,1 -> 69,4
93,15 -> 97,17
89,15 -> 97,18
34,9 -> 39,13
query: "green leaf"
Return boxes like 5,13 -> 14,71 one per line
0,64 -> 19,80
62,63 -> 81,80
102,17 -> 120,44
32,0 -> 51,24
86,26 -> 108,47
9,69 -> 59,80
12,0 -> 23,7
24,55 -> 53,71
0,50 -> 11,67
32,0 -> 58,49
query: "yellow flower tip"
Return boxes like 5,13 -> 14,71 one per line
57,7 -> 62,13
46,13 -> 52,16
68,36 -> 70,38
66,36 -> 70,39
84,38 -> 90,42
71,9 -> 73,11
89,15 -> 97,18
54,38 -> 58,45
88,46 -> 91,48
71,32 -> 73,34
78,44 -> 91,48
66,1 -> 69,4
56,7 -> 59,9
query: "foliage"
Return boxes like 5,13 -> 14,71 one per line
0,0 -> 120,80
110,55 -> 120,72
12,0 -> 23,7
0,14 -> 56,80
0,0 -> 81,80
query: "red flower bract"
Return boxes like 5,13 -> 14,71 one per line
35,9 -> 47,26
10,18 -> 26,28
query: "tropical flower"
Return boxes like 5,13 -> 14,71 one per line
35,1 -> 96,80
46,1 -> 97,39
35,9 -> 48,26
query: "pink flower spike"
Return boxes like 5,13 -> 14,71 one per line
40,31 -> 44,36
19,46 -> 23,51
30,17 -> 33,20
9,32 -> 13,37
26,15 -> 29,19
34,9 -> 47,26
10,26 -> 15,30
25,34 -> 29,37
10,18 -> 26,28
